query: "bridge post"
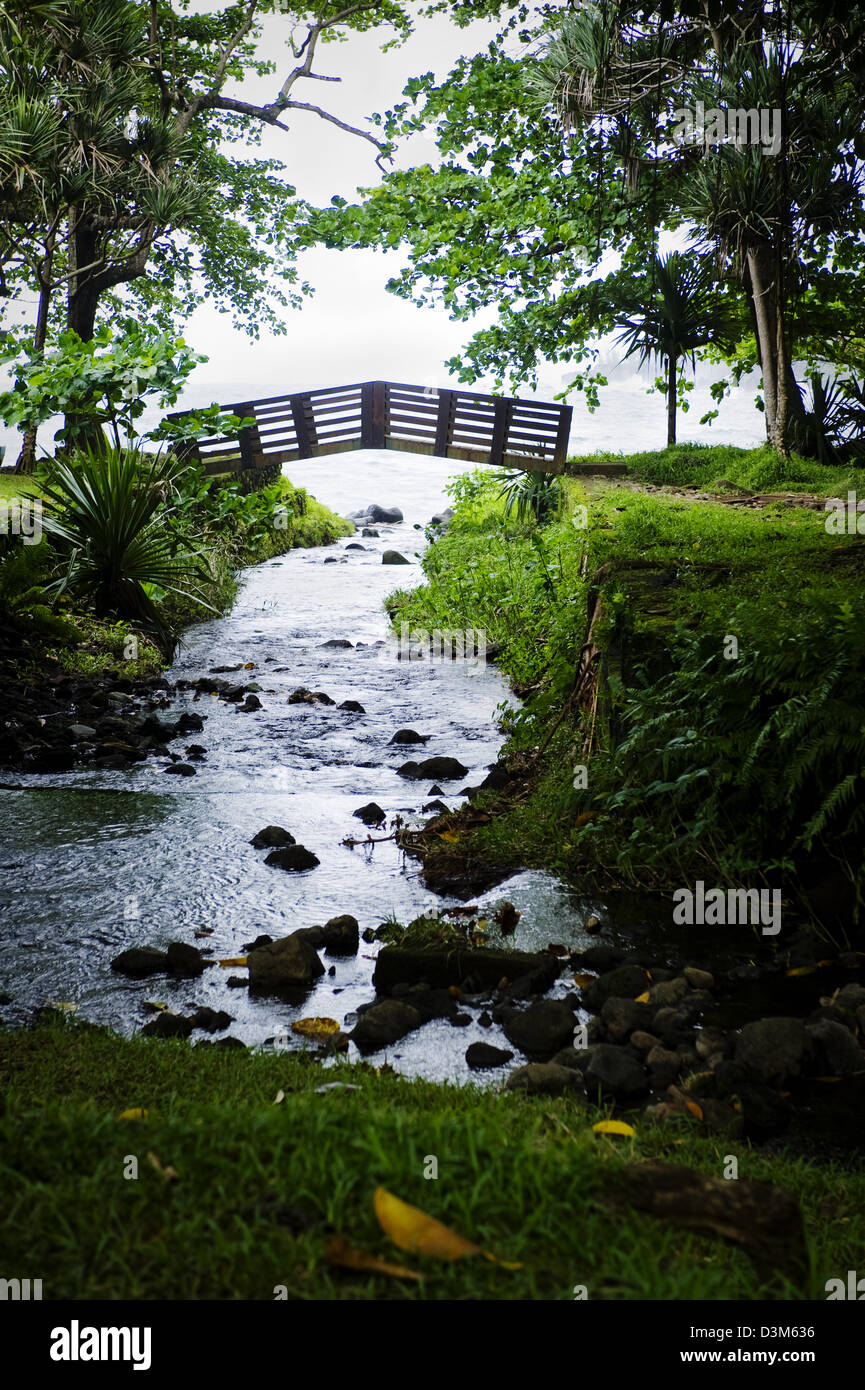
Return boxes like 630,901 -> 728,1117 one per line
290,394 -> 315,457
235,403 -> 262,470
361,381 -> 387,449
553,403 -> 573,471
489,397 -> 514,468
434,389 -> 455,457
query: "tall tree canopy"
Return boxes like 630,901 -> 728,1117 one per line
0,0 -> 466,467
307,0 -> 865,452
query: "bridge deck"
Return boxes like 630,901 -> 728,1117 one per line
168,380 -> 573,479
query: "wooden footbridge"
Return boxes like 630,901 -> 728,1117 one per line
168,379 -> 574,482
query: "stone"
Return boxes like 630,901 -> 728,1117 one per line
506,1062 -> 580,1095
287,687 -> 335,706
248,932 -> 325,991
363,504 -> 403,524
805,1019 -> 864,1075
501,999 -> 577,1061
397,756 -> 469,781
68,724 -> 96,741
140,1011 -> 193,1039
339,701 -> 365,713
111,946 -> 168,978
250,825 -> 295,849
695,1028 -> 728,1060
374,945 -> 559,995
166,942 -> 206,978
651,1006 -> 691,1047
646,1044 -> 682,1089
580,1043 -> 649,1100
349,1000 -> 422,1053
322,914 -> 359,956
164,762 -> 196,776
834,983 -> 865,1014
389,729 -> 431,745
465,1041 -> 514,1070
581,963 -> 650,1013
320,638 -> 354,646
422,800 -> 449,815
177,712 -> 204,732
599,996 -> 654,1043
683,966 -> 715,991
353,802 -> 386,826
646,976 -> 691,1008
382,550 -> 410,565
239,695 -> 262,712
630,1031 -> 661,1054
264,845 -> 320,872
190,1007 -> 233,1033
361,527 -> 379,537
572,944 -> 624,971
734,1017 -> 811,1084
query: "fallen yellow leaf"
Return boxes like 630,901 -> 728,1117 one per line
634,991 -> 650,1004
117,1108 -> 149,1122
219,956 -> 248,968
373,1187 -> 521,1269
327,1235 -> 421,1282
291,1016 -> 340,1042
440,830 -> 459,843
685,1100 -> 704,1121
592,1120 -> 636,1139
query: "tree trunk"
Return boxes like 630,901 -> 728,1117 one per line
746,243 -> 778,442
667,355 -> 677,446
15,232 -> 56,474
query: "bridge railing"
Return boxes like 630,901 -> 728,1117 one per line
166,380 -> 573,479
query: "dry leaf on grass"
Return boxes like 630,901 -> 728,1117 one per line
327,1235 -> 421,1282
592,1119 -> 636,1139
374,1187 -> 521,1269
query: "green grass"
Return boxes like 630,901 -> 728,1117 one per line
390,456 -> 865,911
1,1018 -> 862,1301
570,442 -> 863,496
0,473 -> 44,501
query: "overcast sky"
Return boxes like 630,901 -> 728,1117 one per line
1,3 -> 766,462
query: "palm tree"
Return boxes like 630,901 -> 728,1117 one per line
613,251 -> 729,446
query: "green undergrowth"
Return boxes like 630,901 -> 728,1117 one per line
391,454 -> 865,916
1,1018 -> 861,1301
0,470 -> 351,681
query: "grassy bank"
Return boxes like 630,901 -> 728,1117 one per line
569,442 -> 863,496
1,1017 -> 861,1301
389,448 -> 865,926
0,467 -> 352,683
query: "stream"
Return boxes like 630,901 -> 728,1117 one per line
0,450 -> 658,1082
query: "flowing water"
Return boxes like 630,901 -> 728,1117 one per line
0,451 -> 652,1081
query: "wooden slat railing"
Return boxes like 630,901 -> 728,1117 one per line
167,380 -> 572,479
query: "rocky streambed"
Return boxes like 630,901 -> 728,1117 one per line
1,450 -> 863,1149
